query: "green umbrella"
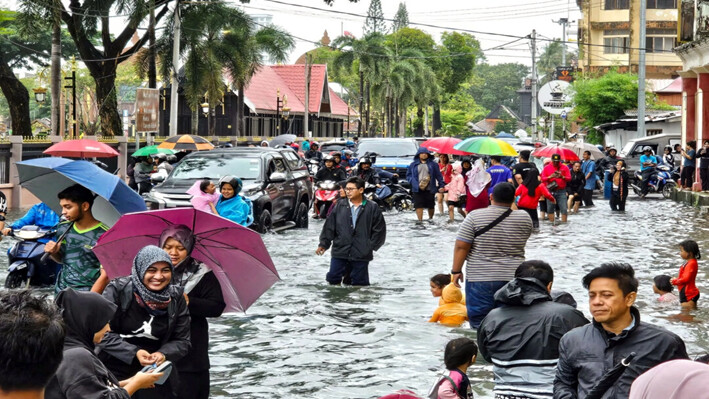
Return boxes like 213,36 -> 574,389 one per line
453,136 -> 518,156
132,145 -> 176,157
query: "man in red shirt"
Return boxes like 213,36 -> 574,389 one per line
541,154 -> 571,224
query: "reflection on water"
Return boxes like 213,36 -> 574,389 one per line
1,197 -> 708,398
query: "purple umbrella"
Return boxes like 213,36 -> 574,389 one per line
93,208 -> 279,313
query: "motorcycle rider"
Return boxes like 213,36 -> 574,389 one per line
354,157 -> 381,187
639,146 -> 658,198
1,202 -> 60,240
315,155 -> 347,183
305,142 -> 323,163
151,153 -> 174,182
133,156 -> 154,194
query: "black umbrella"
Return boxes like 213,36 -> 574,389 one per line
585,352 -> 636,399
270,134 -> 297,148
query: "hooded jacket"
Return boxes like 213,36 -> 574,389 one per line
445,163 -> 466,202
319,198 -> 386,261
429,284 -> 468,326
554,307 -> 688,399
629,359 -> 709,399
46,289 -> 130,399
10,202 -> 60,230
478,278 -> 589,399
406,147 -> 445,193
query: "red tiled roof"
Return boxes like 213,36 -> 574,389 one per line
242,65 -> 354,119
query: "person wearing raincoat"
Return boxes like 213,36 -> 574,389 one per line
214,176 -> 253,227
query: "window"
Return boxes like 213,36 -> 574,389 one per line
647,129 -> 663,136
282,151 -> 304,170
605,0 -> 630,9
604,37 -> 630,53
647,0 -> 676,9
646,29 -> 677,52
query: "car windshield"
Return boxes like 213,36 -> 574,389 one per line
357,141 -> 418,157
170,155 -> 261,180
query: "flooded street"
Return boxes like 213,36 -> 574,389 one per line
2,195 -> 708,398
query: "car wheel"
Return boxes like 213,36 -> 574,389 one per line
662,182 -> 675,199
257,209 -> 273,233
294,201 -> 309,228
4,271 -> 27,289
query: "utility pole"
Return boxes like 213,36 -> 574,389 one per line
304,54 -> 312,138
553,18 -> 569,66
50,1 -> 61,136
530,30 -> 538,140
637,0 -> 647,138
168,1 -> 181,136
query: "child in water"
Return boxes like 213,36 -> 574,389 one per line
653,274 -> 679,304
431,274 -> 465,305
187,179 -> 220,214
671,240 -> 701,309
436,338 -> 477,399
429,283 -> 468,327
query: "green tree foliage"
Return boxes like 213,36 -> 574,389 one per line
468,63 -> 529,112
363,0 -> 387,35
494,109 -> 518,134
440,110 -> 468,136
392,2 -> 409,32
438,32 -> 481,94
571,70 -> 638,129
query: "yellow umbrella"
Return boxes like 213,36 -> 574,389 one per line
453,136 -> 518,156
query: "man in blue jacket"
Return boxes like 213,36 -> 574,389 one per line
581,151 -> 597,207
406,147 -> 445,225
2,202 -> 60,241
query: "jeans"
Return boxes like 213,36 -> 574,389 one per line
681,166 -> 695,188
466,280 -> 508,329
583,189 -> 594,206
604,171 -> 612,199
546,190 -> 568,215
326,258 -> 370,286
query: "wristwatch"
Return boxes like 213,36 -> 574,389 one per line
450,270 -> 462,274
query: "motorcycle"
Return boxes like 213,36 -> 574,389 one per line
313,180 -> 340,218
364,182 -> 414,212
4,226 -> 61,289
631,165 -> 676,199
307,158 -> 321,176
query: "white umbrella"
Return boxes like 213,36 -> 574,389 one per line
560,142 -> 605,160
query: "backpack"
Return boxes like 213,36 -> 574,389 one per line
427,370 -> 472,399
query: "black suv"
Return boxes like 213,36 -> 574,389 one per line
144,147 -> 313,233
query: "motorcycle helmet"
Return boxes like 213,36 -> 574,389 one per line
324,155 -> 335,163
152,153 -> 167,161
359,156 -> 372,166
331,151 -> 342,160
311,142 -> 319,149
664,145 -> 672,152
643,146 -> 653,153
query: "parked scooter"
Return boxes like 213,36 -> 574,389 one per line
4,225 -> 60,289
313,180 -> 340,218
364,182 -> 414,211
631,165 -> 677,199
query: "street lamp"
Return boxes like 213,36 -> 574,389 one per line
33,68 -> 48,105
64,56 -> 78,138
201,101 -> 210,117
275,89 -> 283,135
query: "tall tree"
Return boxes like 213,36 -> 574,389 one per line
363,0 -> 386,35
19,0 -> 170,136
392,2 -> 408,32
537,40 -> 577,85
468,63 -> 530,112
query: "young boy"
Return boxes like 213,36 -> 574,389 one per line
44,184 -> 109,293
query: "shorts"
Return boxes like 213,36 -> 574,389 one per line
679,289 -> 700,303
413,190 -> 436,209
568,191 -> 582,203
447,200 -> 463,207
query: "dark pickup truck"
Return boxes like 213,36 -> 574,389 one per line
144,147 -> 313,233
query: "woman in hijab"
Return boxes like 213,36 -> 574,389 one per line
159,225 -> 225,399
215,176 -> 253,227
465,158 -> 492,212
46,289 -> 162,399
98,246 -> 191,399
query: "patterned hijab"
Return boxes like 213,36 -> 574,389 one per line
131,245 -> 173,316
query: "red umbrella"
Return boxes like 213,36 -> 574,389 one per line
44,139 -> 119,158
532,144 -> 580,162
420,137 -> 470,155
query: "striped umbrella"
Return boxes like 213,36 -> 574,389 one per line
453,136 -> 518,156
157,134 -> 214,151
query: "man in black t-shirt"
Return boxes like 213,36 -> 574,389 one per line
510,150 -> 538,186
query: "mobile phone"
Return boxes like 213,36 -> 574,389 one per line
153,361 -> 172,385
140,364 -> 157,373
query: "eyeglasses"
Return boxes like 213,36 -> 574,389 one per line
344,187 -> 359,191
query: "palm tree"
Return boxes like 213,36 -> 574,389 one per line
332,32 -> 388,136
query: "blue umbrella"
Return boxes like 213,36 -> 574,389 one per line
16,158 -> 146,227
495,132 -> 515,139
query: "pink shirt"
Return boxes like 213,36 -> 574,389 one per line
187,181 -> 220,214
438,371 -> 466,399
658,292 -> 679,304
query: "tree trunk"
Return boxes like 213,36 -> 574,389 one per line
93,68 -> 122,135
432,103 -> 442,135
394,100 -> 399,137
191,108 -> 198,134
365,82 -> 371,137
51,16 -> 61,136
148,0 -> 157,89
0,59 -> 32,136
400,107 -> 406,138
358,69 -> 363,137
415,107 -> 424,137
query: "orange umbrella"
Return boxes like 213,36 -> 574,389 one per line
157,134 -> 214,151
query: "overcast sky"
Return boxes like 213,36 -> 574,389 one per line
0,0 -> 582,67
240,0 -> 583,66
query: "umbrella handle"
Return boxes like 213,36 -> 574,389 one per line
40,221 -> 74,264
621,352 -> 636,367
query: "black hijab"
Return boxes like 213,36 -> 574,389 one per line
523,168 -> 541,197
55,288 -> 117,351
